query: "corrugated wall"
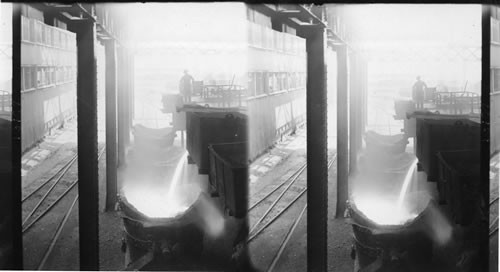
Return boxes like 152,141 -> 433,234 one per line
20,13 -> 77,152
492,92 -> 500,154
246,11 -> 307,160
21,83 -> 76,151
247,88 -> 306,160
492,14 -> 500,154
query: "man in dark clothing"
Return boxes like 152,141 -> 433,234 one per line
412,76 -> 427,109
179,70 -> 194,103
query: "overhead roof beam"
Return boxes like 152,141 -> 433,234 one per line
30,3 -> 122,44
248,3 -> 327,37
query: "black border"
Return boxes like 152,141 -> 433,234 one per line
5,1 -> 496,271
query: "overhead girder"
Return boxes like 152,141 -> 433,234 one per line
357,46 -> 481,62
27,3 -> 123,45
247,4 -> 328,36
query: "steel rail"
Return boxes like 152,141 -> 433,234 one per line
23,147 -> 106,233
22,159 -> 77,226
35,147 -> 106,270
266,203 -> 307,272
248,187 -> 306,243
22,153 -> 78,202
37,194 -> 79,270
248,163 -> 306,235
248,156 -> 336,242
22,179 -> 78,233
249,162 -> 307,211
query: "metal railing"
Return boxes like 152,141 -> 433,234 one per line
434,91 -> 481,114
0,90 -> 11,113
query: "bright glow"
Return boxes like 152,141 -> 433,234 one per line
118,2 -> 249,95
0,3 -> 12,91
352,194 -> 418,226
338,4 -> 482,102
195,194 -> 225,238
352,159 -> 420,226
342,5 -> 481,46
122,152 -> 196,218
397,159 -> 418,208
166,152 -> 187,200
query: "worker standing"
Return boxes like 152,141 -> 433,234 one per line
412,76 -> 427,110
179,70 -> 194,103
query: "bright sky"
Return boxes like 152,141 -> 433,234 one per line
334,4 -> 483,93
340,4 -> 481,47
0,3 -> 12,88
117,3 -> 247,47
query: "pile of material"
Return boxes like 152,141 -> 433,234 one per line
131,124 -> 177,163
133,124 -> 176,148
364,131 -> 409,157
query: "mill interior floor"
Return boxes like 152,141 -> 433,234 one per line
19,92 -> 493,271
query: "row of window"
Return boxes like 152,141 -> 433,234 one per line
21,16 -> 76,51
22,66 -> 76,91
492,6 -> 500,23
493,18 -> 500,44
246,8 -> 272,28
492,68 -> 500,94
248,72 -> 306,97
248,21 -> 306,57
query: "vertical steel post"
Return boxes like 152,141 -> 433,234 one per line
124,50 -> 130,145
104,39 -> 118,212
336,44 -> 349,218
480,5 -> 492,271
117,47 -> 126,166
349,52 -> 358,173
68,19 -> 100,270
129,52 -> 135,129
4,3 -> 23,269
299,24 -> 328,272
127,51 -> 133,134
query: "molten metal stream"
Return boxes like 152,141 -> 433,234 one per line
167,152 -> 188,200
123,152 -> 191,218
396,159 -> 418,210
353,159 -> 419,226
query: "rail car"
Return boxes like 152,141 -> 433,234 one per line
393,95 -> 482,227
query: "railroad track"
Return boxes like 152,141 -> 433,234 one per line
22,147 -> 105,233
247,154 -> 337,272
21,146 -> 106,269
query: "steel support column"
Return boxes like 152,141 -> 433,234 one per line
299,25 -> 328,272
361,60 -> 368,134
349,53 -> 358,174
126,51 -> 133,143
335,44 -> 349,218
129,52 -> 135,130
123,49 -> 130,144
349,53 -> 364,173
480,5 -> 491,271
360,58 -> 367,147
104,39 -> 118,212
2,4 -> 23,269
117,47 -> 126,166
68,19 -> 100,270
